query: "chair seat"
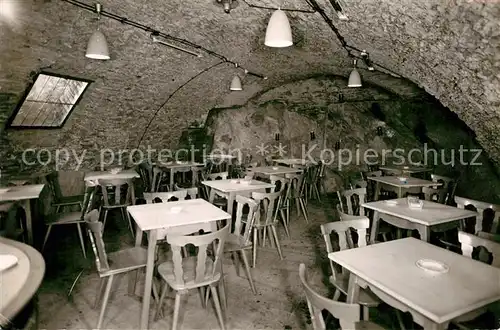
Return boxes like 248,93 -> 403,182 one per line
355,320 -> 386,330
329,275 -> 380,307
53,195 -> 84,206
157,256 -> 220,290
45,211 -> 84,225
102,246 -> 148,276
212,197 -> 227,206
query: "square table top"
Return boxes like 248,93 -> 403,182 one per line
368,176 -> 437,188
127,198 -> 231,231
251,166 -> 303,176
84,169 -> 140,182
378,164 -> 431,173
0,184 -> 45,202
328,237 -> 500,324
362,198 -> 477,226
157,161 -> 204,169
273,158 -> 312,166
201,179 -> 275,193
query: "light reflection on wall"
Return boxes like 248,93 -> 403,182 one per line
0,0 -> 21,27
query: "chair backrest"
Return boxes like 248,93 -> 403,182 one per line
45,171 -> 64,202
175,185 -> 198,199
299,263 -> 360,330
340,188 -> 367,216
422,187 -> 447,204
320,218 -> 369,284
234,195 -> 259,245
205,172 -> 229,180
455,196 -> 500,234
143,190 -> 188,203
252,189 -> 282,226
351,179 -> 367,189
137,162 -> 153,193
431,174 -> 457,204
98,178 -> 133,207
365,170 -> 382,177
269,175 -> 289,194
458,231 -> 500,268
191,166 -> 203,186
85,209 -> 110,272
166,223 -> 229,287
151,166 -> 166,192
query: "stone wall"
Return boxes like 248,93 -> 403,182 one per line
208,76 -> 500,203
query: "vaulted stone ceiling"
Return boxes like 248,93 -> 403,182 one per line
1,0 -> 499,164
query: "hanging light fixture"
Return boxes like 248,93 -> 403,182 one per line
86,3 -> 110,60
348,59 -> 362,87
264,9 -> 293,48
230,75 -> 243,91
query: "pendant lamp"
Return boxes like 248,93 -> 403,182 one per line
264,9 -> 293,48
348,59 -> 362,87
230,75 -> 243,91
86,4 -> 110,60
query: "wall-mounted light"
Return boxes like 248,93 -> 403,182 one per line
335,140 -> 341,150
86,3 -> 110,60
348,59 -> 362,88
265,9 -> 293,47
310,131 -> 316,141
215,0 -> 239,13
275,133 -> 280,141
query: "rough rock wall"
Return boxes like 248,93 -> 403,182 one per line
208,76 -> 500,202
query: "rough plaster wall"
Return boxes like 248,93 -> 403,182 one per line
209,76 -> 500,202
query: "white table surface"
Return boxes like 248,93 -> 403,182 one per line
0,184 -> 45,202
378,164 -> 431,173
362,198 -> 478,226
201,179 -> 275,192
368,176 -> 437,188
0,238 -> 45,326
328,237 -> 500,325
273,158 -> 311,166
251,166 -> 303,175
157,161 -> 204,169
84,169 -> 140,183
128,198 -> 231,231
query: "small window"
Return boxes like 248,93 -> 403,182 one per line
8,72 -> 91,128
329,0 -> 348,20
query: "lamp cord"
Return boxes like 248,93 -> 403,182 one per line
135,61 -> 227,149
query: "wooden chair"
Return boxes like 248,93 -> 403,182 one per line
249,189 -> 284,267
298,263 -> 385,330
455,196 -> 500,234
137,162 -> 153,193
45,171 -> 84,212
270,175 -> 290,238
422,186 -> 447,204
284,172 -> 309,222
203,172 -> 229,209
155,224 -> 230,330
365,170 -> 382,201
152,166 -> 169,192
85,209 -> 148,330
42,187 -> 97,258
338,188 -> 367,216
431,174 -> 457,205
223,195 -> 258,294
98,178 -> 135,237
314,161 -> 327,196
320,219 -> 380,319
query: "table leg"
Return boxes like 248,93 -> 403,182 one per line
374,182 -> 380,200
227,193 -> 235,217
369,211 -> 380,244
346,274 -> 361,304
398,187 -> 402,198
169,169 -> 175,191
22,200 -> 34,246
129,226 -> 144,295
140,229 -> 157,329
417,225 -> 431,242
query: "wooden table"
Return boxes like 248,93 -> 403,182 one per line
83,169 -> 140,186
251,165 -> 303,176
157,161 -> 204,190
378,164 -> 431,175
368,176 -> 438,199
328,237 -> 500,330
202,179 -> 275,215
0,184 -> 45,245
127,198 -> 231,329
206,154 -> 236,172
273,158 -> 311,167
0,237 -> 45,327
363,198 -> 478,243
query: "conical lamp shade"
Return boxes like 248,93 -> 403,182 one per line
230,75 -> 243,91
264,9 -> 293,48
348,68 -> 362,87
86,30 -> 110,60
